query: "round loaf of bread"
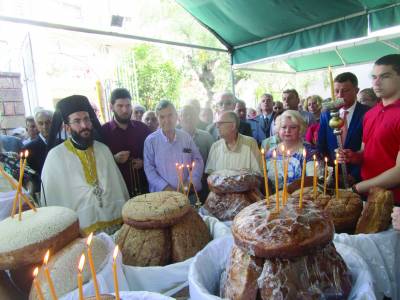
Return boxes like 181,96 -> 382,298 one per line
258,243 -> 351,299
29,236 -> 108,300
122,191 -> 190,229
291,188 -> 363,232
0,206 -> 80,269
232,199 -> 334,258
207,169 -> 259,194
204,190 -> 261,221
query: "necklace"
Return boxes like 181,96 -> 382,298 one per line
64,139 -> 104,207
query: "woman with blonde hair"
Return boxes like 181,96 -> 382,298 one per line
263,110 -> 318,190
304,95 -> 323,146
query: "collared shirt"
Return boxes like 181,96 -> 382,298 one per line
191,129 -> 215,164
39,133 -> 47,145
205,134 -> 262,175
362,99 -> 400,204
143,128 -> 204,192
339,100 -> 357,128
102,119 -> 151,196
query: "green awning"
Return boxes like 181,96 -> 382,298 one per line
176,0 -> 400,68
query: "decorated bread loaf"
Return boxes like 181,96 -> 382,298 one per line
117,192 -> 211,266
207,169 -> 259,193
0,206 -> 80,269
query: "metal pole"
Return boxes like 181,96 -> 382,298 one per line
230,53 -> 236,96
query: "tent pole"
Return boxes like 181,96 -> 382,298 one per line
230,53 -> 236,96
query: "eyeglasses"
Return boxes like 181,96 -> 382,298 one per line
69,117 -> 92,126
216,121 -> 233,125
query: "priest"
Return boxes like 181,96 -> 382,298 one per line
41,95 -> 129,234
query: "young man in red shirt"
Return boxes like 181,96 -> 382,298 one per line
338,54 -> 400,206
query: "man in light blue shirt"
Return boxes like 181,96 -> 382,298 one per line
144,100 -> 204,193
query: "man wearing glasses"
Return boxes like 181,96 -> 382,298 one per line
205,111 -> 262,175
207,92 -> 252,140
41,95 -> 129,234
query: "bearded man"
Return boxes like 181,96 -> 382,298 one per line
102,88 -> 151,197
41,95 -> 129,234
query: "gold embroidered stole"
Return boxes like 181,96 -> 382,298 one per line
64,139 -> 98,186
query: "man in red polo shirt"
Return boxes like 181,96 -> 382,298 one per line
338,54 -> 400,206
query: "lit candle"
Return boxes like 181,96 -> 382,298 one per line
283,150 -> 290,205
314,161 -> 319,200
77,253 -> 85,300
179,164 -> 185,193
175,163 -> 181,192
273,150 -> 279,212
185,164 -> 192,197
335,159 -> 339,200
323,157 -> 328,196
299,149 -> 307,209
86,233 -> 101,300
43,250 -> 58,300
11,152 -> 24,218
260,148 -> 269,206
328,66 -> 335,100
313,155 -> 317,200
18,150 -> 29,221
33,267 -> 45,300
112,246 -> 120,300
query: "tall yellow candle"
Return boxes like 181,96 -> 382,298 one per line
283,150 -> 290,205
112,246 -> 120,300
18,150 -> 29,221
260,148 -> 269,206
175,163 -> 181,192
299,149 -> 307,209
323,157 -> 328,196
11,152 -> 24,218
335,159 -> 339,200
43,250 -> 58,300
33,267 -> 45,300
273,150 -> 279,212
86,233 -> 101,300
313,155 -> 317,200
77,254 -> 85,300
328,66 -> 335,100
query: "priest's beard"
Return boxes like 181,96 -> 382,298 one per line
114,111 -> 131,124
70,128 -> 94,149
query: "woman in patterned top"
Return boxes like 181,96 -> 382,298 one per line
265,110 -> 319,190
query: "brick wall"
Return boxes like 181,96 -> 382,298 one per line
0,72 -> 25,135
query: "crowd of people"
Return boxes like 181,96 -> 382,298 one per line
0,54 -> 399,234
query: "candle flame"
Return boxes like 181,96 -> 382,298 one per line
334,159 -> 337,165
24,149 -> 29,158
316,161 -> 319,167
33,267 -> 39,277
86,232 -> 93,246
280,144 -> 285,152
113,245 -> 119,260
186,164 -> 190,169
286,150 -> 290,156
336,152 -> 339,159
175,163 -> 178,167
325,157 -> 328,163
19,151 -> 24,158
192,161 -> 195,168
43,250 -> 50,265
261,148 -> 265,155
313,154 -> 316,160
272,149 -> 277,158
78,254 -> 85,272
303,149 -> 306,157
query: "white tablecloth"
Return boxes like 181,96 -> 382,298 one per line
188,235 -> 376,300
121,215 -> 230,296
334,229 -> 400,299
